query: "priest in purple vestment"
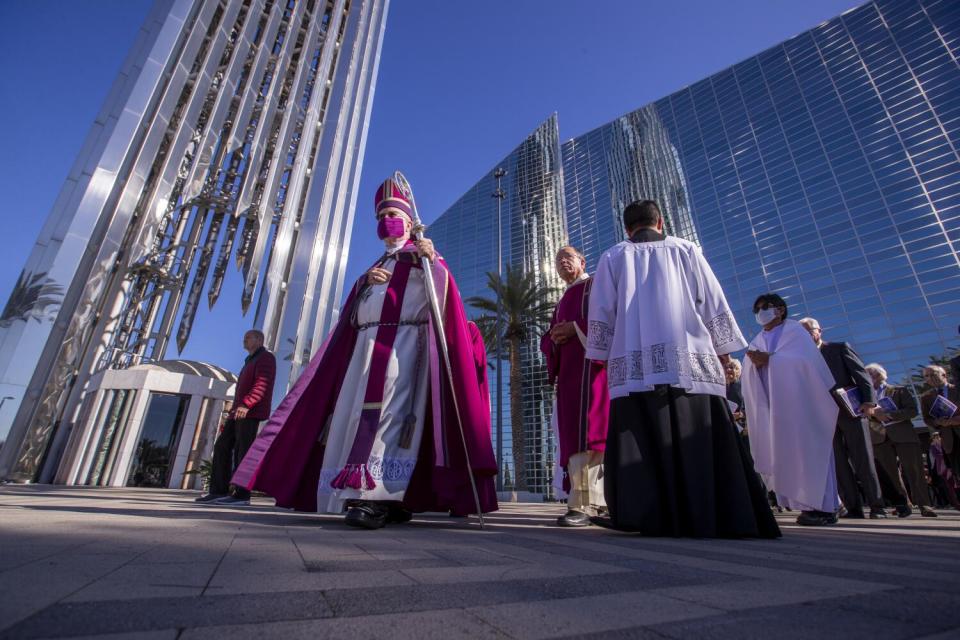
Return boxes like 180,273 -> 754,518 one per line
231,177 -> 498,529
541,246 -> 610,527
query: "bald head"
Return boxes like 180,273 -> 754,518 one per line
243,329 -> 264,354
555,246 -> 586,284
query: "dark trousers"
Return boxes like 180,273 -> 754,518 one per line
873,440 -> 930,507
209,418 -> 260,499
833,417 -> 883,512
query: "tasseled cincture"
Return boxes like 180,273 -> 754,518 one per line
330,463 -> 377,490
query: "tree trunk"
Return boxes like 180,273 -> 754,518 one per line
508,335 -> 527,491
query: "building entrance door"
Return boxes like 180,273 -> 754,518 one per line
126,393 -> 189,487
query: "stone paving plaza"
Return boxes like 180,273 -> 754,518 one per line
1,487 -> 959,639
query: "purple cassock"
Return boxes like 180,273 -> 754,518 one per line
540,277 -> 609,490
231,247 -> 498,516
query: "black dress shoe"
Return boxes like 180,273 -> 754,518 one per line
557,510 -> 591,527
386,505 -> 413,524
796,510 -> 838,526
920,506 -> 939,518
588,515 -> 618,530
345,503 -> 388,529
895,505 -> 912,518
840,507 -> 865,519
869,507 -> 888,519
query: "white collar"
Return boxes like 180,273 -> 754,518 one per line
384,238 -> 408,254
564,272 -> 589,290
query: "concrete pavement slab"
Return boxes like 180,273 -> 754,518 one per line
2,486 -> 959,639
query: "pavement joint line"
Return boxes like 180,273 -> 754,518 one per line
511,532 -> 900,588
53,546 -> 154,603
615,535 -> 960,580
461,607 -> 515,639
1,567 -> 683,637
199,527 -> 238,597
0,539 -> 91,576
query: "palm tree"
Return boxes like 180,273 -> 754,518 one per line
466,264 -> 558,492
0,270 -> 64,329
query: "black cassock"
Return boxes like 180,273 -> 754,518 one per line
600,385 -> 781,539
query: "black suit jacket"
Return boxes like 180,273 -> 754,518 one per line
868,385 -> 919,445
819,341 -> 876,420
950,355 -> 960,388
921,383 -> 960,454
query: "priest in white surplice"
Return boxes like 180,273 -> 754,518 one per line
742,293 -> 841,526
586,200 -> 780,538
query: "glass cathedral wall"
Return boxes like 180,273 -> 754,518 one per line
430,0 -> 960,496
566,0 -> 960,386
429,115 -> 567,496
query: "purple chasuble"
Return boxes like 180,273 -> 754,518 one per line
541,277 -> 609,474
231,248 -> 498,515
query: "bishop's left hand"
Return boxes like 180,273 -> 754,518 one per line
415,238 -> 436,262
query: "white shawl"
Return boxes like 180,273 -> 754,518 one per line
742,319 -> 839,510
585,236 -> 747,399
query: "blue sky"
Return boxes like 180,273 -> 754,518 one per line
0,0 -> 857,369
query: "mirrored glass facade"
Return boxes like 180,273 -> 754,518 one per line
436,0 -> 960,495
642,0 -> 959,386
429,115 -> 567,495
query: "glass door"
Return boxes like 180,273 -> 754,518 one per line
126,393 -> 190,487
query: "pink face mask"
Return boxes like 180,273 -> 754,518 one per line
377,216 -> 407,239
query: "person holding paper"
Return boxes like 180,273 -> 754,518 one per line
921,365 -> 960,482
865,363 -> 936,517
540,246 -> 609,528
725,359 -> 746,434
743,294 -> 841,526
799,317 -> 885,519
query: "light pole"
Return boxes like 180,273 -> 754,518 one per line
492,167 -> 506,491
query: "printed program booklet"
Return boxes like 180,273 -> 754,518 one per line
834,386 -> 863,418
876,396 -> 898,424
930,395 -> 958,420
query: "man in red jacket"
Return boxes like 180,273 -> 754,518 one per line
197,329 -> 276,505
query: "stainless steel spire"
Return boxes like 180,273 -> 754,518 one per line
0,0 -> 389,482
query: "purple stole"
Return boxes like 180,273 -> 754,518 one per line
330,258 -> 415,491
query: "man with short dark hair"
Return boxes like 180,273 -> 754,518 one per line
586,200 -> 779,538
197,329 -> 276,505
799,317 -> 885,519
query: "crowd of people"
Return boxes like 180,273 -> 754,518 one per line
193,179 -> 957,538
733,298 -> 959,524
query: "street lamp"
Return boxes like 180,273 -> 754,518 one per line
492,167 -> 506,492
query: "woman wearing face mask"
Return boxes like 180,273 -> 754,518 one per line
741,293 -> 843,527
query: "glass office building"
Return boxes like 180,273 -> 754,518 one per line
564,104 -> 701,263
429,115 -> 567,495
433,0 -> 960,496
566,0 -> 960,386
